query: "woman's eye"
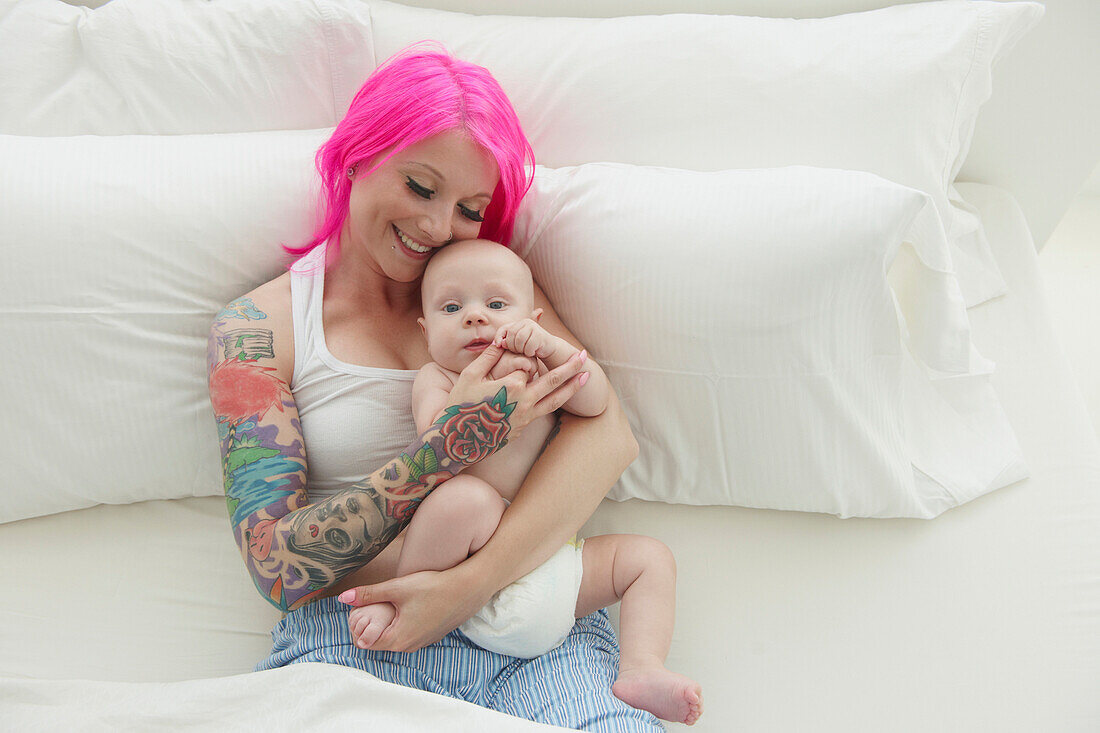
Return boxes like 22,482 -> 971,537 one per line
488,301 -> 505,310
443,304 -> 460,314
459,205 -> 484,223
406,177 -> 434,200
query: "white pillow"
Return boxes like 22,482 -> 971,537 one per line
513,164 -> 1029,518
0,0 -> 372,134
0,129 -> 331,523
363,0 -> 1043,308
0,130 -> 1027,521
0,0 -> 1044,307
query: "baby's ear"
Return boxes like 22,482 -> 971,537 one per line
532,308 -> 544,323
416,317 -> 427,338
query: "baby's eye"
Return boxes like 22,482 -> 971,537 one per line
443,304 -> 461,314
459,205 -> 484,223
406,177 -> 434,200
488,301 -> 505,310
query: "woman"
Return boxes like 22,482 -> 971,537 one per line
207,45 -> 661,731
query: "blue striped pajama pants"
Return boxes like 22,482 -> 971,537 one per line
256,596 -> 664,732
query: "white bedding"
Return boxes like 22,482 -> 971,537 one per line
584,183 -> 1100,731
2,183 -> 1098,730
2,662 -> 562,732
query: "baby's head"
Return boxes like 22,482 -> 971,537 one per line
418,239 -> 539,372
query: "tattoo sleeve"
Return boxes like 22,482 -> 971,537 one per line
209,297 -> 516,611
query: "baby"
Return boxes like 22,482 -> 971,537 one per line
348,239 -> 703,726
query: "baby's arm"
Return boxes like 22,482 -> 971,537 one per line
494,315 -> 610,417
412,362 -> 458,433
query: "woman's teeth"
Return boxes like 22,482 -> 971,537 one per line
396,227 -> 431,253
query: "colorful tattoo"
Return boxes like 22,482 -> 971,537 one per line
434,388 -> 515,464
222,328 -> 275,361
222,297 -> 267,321
230,390 -> 516,611
211,298 -> 274,362
210,298 -> 520,611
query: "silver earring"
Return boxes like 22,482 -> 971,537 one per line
346,165 -> 357,179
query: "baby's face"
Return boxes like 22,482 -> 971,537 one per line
419,240 -> 536,373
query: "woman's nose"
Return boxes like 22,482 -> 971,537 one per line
418,207 -> 452,245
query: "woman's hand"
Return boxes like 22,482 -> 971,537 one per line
447,342 -> 588,436
337,565 -> 491,652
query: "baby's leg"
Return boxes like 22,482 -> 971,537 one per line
574,534 -> 703,726
348,475 -> 506,649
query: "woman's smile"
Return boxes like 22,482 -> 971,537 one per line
392,224 -> 434,260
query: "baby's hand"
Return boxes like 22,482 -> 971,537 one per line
493,318 -> 561,360
488,351 -> 540,382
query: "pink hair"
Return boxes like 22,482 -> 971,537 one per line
285,42 -> 535,262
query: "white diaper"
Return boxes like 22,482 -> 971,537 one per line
458,539 -> 585,659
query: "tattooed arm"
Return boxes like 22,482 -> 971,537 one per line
208,283 -> 588,612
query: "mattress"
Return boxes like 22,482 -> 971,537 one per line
1,183 -> 1097,731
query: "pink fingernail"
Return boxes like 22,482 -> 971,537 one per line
338,590 -> 356,604
579,350 -> 588,363
579,371 -> 590,386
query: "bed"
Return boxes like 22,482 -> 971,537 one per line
1,1 -> 1098,731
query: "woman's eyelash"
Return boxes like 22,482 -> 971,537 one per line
407,176 -> 484,222
406,177 -> 433,199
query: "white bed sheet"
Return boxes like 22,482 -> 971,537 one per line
1,183 -> 1097,731
2,662 -> 563,732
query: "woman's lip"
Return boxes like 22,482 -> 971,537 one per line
392,225 -> 432,260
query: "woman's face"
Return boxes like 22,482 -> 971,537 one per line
343,129 -> 500,283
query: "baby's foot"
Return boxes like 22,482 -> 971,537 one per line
346,602 -> 396,649
612,666 -> 704,726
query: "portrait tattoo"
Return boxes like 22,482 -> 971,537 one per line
211,303 -> 522,610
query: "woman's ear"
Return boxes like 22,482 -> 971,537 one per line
532,308 -> 544,323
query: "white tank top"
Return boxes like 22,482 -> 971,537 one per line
289,242 -> 419,503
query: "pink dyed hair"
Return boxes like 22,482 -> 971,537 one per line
285,43 -> 535,261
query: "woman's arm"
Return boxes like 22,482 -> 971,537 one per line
342,280 -> 637,650
210,284 -> 589,612
475,394 -> 636,586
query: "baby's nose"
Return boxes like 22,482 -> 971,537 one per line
465,310 -> 488,325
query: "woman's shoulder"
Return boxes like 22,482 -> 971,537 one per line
219,273 -> 293,339
209,272 -> 295,382
238,271 -> 292,317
